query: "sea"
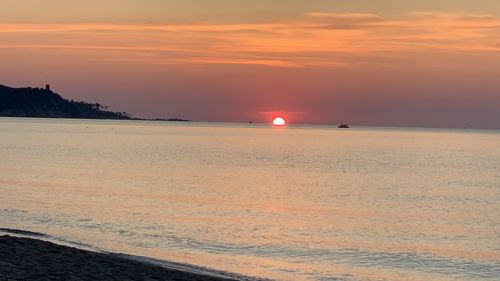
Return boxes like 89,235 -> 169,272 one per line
0,117 -> 499,281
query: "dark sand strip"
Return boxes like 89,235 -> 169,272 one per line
0,235 -> 252,281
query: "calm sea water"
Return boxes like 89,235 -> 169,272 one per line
0,118 -> 499,281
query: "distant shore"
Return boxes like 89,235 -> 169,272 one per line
0,234 -> 259,281
0,84 -> 195,122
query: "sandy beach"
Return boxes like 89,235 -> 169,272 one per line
0,235 -> 246,281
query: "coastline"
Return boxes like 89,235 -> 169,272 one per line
0,230 -> 267,281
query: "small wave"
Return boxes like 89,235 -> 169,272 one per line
115,253 -> 271,281
0,227 -> 49,238
0,227 -> 100,253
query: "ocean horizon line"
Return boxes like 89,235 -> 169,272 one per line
0,116 -> 498,133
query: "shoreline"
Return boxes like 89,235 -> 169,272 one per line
0,232 -> 267,281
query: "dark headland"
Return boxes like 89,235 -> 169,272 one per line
0,84 -> 130,119
0,235 -> 260,281
0,84 -> 191,121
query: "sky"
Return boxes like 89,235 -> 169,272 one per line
1,0 -> 500,128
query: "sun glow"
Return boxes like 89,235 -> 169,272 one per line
272,116 -> 286,127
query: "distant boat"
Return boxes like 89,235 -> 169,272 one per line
338,124 -> 350,128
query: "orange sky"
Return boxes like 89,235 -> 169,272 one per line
1,1 -> 500,128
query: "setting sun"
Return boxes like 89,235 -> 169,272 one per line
272,117 -> 286,127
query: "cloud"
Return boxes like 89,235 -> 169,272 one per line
1,11 -> 500,68
307,12 -> 381,20
305,12 -> 385,29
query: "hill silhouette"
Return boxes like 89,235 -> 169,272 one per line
0,85 -> 130,119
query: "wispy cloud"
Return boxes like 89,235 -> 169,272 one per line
1,11 -> 499,68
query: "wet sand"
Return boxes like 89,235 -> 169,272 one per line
0,235 -> 247,281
